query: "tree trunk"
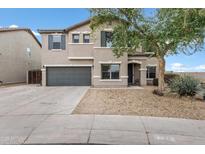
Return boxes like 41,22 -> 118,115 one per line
158,56 -> 165,92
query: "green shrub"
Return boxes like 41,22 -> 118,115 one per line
201,83 -> 205,89
169,75 -> 200,97
164,73 -> 180,85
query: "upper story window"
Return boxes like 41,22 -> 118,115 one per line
101,64 -> 120,79
48,35 -> 66,50
53,35 -> 61,49
101,31 -> 113,47
146,66 -> 156,79
83,34 -> 90,43
72,34 -> 80,43
26,48 -> 31,57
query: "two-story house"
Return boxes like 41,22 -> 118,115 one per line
0,28 -> 41,85
38,19 -> 159,87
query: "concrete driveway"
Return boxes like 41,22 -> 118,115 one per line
0,85 -> 205,145
0,85 -> 89,115
0,85 -> 89,144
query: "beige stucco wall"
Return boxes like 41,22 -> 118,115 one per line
41,22 -> 128,87
92,23 -> 128,87
40,22 -> 159,87
133,64 -> 141,84
128,56 -> 159,85
93,48 -> 128,87
0,30 -> 41,84
41,24 -> 94,66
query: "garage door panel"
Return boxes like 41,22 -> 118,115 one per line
47,67 -> 91,86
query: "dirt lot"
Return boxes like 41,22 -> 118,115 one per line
73,87 -> 205,120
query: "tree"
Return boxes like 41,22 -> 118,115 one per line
90,8 -> 205,92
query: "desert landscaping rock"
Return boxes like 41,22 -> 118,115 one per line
73,87 -> 205,120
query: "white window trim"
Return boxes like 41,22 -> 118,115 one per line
50,33 -> 63,35
68,57 -> 94,60
101,63 -> 120,80
146,66 -> 157,79
72,34 -> 80,43
71,31 -> 81,34
128,57 -> 148,60
93,76 -> 100,78
99,79 -> 122,82
82,31 -> 91,34
44,64 -> 93,67
147,78 -> 154,81
68,43 -> 94,45
83,33 -> 90,44
147,64 -> 157,67
103,28 -> 113,31
139,68 -> 147,71
146,52 -> 155,55
70,31 -> 91,34
121,76 -> 128,79
50,34 -> 63,50
50,49 -> 63,51
128,60 -> 142,64
99,61 -> 122,64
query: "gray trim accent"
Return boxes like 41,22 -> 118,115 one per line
101,31 -> 106,47
61,35 -> 66,50
48,35 -> 53,50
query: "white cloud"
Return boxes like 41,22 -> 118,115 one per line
32,30 -> 40,36
9,24 -> 19,28
171,63 -> 187,72
195,65 -> 205,70
170,62 -> 205,72
0,26 -> 2,28
171,63 -> 184,68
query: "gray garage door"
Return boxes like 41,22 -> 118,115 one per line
46,67 -> 91,86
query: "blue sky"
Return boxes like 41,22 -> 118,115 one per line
0,8 -> 204,72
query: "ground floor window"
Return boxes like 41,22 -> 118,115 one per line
101,64 -> 120,79
146,66 -> 156,79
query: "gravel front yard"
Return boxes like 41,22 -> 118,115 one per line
73,87 -> 205,120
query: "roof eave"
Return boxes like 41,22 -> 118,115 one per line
0,28 -> 41,47
37,29 -> 65,34
65,19 -> 91,32
37,19 -> 91,34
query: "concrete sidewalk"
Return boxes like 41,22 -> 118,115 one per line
0,85 -> 205,145
0,114 -> 205,145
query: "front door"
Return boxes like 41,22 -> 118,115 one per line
128,64 -> 133,84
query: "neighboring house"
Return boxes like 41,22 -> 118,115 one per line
38,19 -> 159,87
0,28 -> 41,85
